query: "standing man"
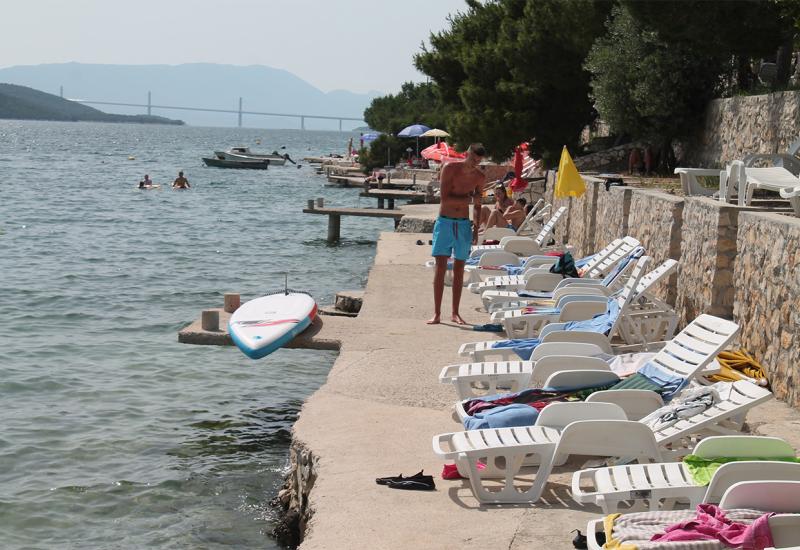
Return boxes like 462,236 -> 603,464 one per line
428,143 -> 487,325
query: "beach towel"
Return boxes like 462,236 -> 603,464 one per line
682,455 -> 800,486
490,300 -> 620,359
603,506 -> 773,550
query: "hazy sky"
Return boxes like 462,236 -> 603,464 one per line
0,0 -> 466,94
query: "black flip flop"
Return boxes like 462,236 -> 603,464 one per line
387,478 -> 436,491
376,470 -> 426,485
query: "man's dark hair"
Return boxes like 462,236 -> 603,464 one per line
516,197 -> 527,205
468,143 -> 486,157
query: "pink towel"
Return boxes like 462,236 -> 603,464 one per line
441,462 -> 485,480
651,504 -> 774,549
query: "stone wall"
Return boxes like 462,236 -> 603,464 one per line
691,91 -> 800,167
627,190 -> 684,305
675,198 -> 741,324
595,186 -> 632,254
559,179 -> 800,409
734,212 -> 800,407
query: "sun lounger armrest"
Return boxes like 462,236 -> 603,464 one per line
540,330 -> 613,354
432,433 -> 462,460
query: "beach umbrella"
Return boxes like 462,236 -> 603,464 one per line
420,128 -> 450,138
398,124 -> 431,156
397,124 -> 431,137
554,146 -> 586,199
421,141 -> 465,163
361,132 -> 380,143
509,146 -> 528,192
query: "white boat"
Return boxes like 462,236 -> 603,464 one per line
213,146 -> 288,166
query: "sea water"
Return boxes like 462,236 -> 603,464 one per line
0,121 -> 389,548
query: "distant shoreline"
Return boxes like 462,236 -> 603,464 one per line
0,83 -> 184,125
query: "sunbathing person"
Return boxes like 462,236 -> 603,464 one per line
502,198 -> 528,231
481,183 -> 514,229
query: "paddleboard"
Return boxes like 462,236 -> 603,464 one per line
229,292 -> 317,359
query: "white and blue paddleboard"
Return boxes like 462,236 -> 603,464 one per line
229,292 -> 317,359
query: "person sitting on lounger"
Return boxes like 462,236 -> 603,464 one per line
503,198 -> 528,231
481,182 -> 515,229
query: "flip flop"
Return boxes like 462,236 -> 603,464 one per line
375,470 -> 426,485
386,478 -> 435,491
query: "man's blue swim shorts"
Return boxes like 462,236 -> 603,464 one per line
432,215 -> 472,261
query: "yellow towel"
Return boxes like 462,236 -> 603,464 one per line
555,146 -> 586,198
709,349 -> 769,386
602,513 -> 638,550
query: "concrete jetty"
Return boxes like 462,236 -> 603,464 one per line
278,230 -> 800,549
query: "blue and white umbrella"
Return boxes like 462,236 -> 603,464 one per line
397,124 -> 431,137
361,132 -> 380,143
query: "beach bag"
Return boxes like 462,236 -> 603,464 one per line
549,252 -> 579,278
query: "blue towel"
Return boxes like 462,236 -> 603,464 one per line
491,300 -> 620,359
638,362 -> 686,400
463,404 -> 540,430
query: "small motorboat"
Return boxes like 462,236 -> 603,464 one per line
213,146 -> 288,166
202,156 -> 270,169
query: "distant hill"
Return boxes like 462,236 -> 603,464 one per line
0,63 -> 381,130
0,83 -> 184,125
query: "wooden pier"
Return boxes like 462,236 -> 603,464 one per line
303,205 -> 406,243
358,189 -> 430,209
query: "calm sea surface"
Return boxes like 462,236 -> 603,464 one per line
0,121 -> 390,549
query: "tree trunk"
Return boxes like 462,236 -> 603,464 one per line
775,35 -> 794,89
655,139 -> 675,175
736,56 -> 753,92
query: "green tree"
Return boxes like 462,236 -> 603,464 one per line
363,81 -> 449,134
357,134 -> 409,173
415,0 -> 612,162
622,0 -> 794,91
585,5 -> 726,170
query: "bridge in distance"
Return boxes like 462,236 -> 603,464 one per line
69,92 -> 365,131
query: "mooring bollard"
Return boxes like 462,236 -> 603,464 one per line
201,309 -> 219,331
223,293 -> 240,313
307,199 -> 315,210
316,197 -> 324,208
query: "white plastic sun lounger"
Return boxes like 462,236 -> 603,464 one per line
744,166 -> 800,216
483,243 -> 643,314
460,256 -> 651,361
585,480 -> 800,550
442,313 -> 737,404
492,258 -> 676,339
469,206 -> 566,258
472,236 -> 641,298
452,314 -> 737,423
432,380 -> 772,504
572,435 -> 800,513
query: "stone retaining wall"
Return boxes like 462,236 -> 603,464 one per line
560,181 -> 800,407
734,212 -> 800,407
627,190 -> 683,305
691,91 -> 800,167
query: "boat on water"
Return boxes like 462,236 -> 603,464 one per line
202,156 -> 270,169
213,146 -> 288,166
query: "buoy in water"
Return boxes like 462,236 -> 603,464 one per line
128,156 -> 136,160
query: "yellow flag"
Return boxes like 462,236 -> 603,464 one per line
555,146 -> 585,198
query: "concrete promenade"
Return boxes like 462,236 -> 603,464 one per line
288,227 -> 800,549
